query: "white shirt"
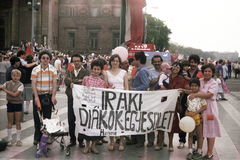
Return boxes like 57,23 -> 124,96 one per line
20,57 -> 27,66
187,95 -> 207,112
54,59 -> 61,72
3,81 -> 24,92
74,68 -> 81,77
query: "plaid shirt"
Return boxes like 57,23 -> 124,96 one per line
83,75 -> 106,88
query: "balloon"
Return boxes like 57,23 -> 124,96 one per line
0,138 -> 7,151
179,116 -> 195,133
112,46 -> 128,62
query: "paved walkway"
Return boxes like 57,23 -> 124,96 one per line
0,78 -> 240,160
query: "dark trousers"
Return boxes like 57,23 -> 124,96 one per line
131,134 -> 145,143
179,94 -> 197,144
68,99 -> 83,143
228,70 -> 231,78
33,95 -> 52,142
234,69 -> 239,78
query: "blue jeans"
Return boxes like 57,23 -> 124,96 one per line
68,99 -> 83,143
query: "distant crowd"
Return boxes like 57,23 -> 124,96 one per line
0,47 -> 239,159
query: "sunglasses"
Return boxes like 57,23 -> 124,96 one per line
42,57 -> 49,60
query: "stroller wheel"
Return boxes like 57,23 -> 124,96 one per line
45,148 -> 51,157
60,137 -> 65,149
60,144 -> 64,149
65,147 -> 70,156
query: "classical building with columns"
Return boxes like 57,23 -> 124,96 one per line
0,0 -> 121,55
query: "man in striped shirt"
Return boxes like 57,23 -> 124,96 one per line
31,50 -> 58,145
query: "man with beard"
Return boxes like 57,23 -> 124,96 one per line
146,55 -> 163,147
149,55 -> 163,90
178,54 -> 202,149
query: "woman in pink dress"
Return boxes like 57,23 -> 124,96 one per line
103,54 -> 128,151
188,63 -> 221,159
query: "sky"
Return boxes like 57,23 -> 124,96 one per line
145,0 -> 240,55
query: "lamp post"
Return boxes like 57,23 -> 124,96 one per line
27,0 -> 40,51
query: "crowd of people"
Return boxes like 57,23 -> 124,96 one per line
0,47 -> 237,159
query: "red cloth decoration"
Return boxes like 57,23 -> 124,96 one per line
24,44 -> 34,59
131,66 -> 138,77
67,63 -> 74,71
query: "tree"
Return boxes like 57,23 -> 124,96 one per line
169,42 -> 215,59
144,15 -> 172,51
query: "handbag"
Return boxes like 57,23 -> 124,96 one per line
207,114 -> 214,120
39,93 -> 52,106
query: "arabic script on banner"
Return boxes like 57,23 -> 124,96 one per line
72,84 -> 179,136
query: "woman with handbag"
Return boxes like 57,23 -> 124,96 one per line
186,63 -> 221,159
155,62 -> 184,151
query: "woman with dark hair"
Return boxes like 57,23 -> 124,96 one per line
22,54 -> 37,114
103,54 -> 128,151
155,61 -> 184,151
185,63 -> 220,159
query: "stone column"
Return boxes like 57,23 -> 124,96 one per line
11,0 -> 19,46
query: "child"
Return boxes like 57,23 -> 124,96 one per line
185,78 -> 207,160
181,60 -> 191,87
78,60 -> 106,154
0,69 -> 24,147
156,63 -> 171,90
216,74 -> 223,100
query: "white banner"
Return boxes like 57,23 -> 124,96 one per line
72,84 -> 179,136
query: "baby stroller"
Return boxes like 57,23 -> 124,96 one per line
35,105 -> 70,158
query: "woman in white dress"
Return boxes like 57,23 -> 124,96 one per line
103,54 -> 128,151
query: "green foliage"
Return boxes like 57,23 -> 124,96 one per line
144,16 -> 172,51
144,14 -> 215,59
169,43 -> 215,59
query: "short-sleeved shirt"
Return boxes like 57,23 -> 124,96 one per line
3,81 -> 24,92
54,59 -> 61,72
20,58 -> 27,67
83,75 -> 106,88
31,64 -> 58,94
148,68 -> 162,91
216,64 -> 223,77
187,94 -> 207,112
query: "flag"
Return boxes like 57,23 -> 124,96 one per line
131,66 -> 138,77
24,44 -> 34,59
121,0 -> 146,45
67,62 -> 74,71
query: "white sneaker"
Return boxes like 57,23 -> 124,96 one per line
7,140 -> 13,147
16,140 -> 22,147
192,144 -> 196,150
177,142 -> 184,149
